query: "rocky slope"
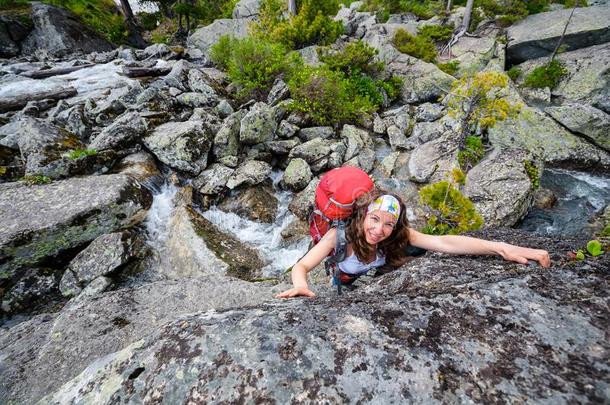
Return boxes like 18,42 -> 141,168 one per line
0,1 -> 608,403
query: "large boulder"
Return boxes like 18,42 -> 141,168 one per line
506,5 -> 610,65
214,110 -> 246,163
545,102 -> 610,152
448,35 -> 498,76
514,43 -> 610,113
0,174 -> 152,289
282,158 -> 312,191
464,148 -> 535,227
21,3 -> 114,59
143,120 -> 213,175
186,19 -> 251,61
408,134 -> 459,183
488,85 -> 610,170
28,229 -> 610,404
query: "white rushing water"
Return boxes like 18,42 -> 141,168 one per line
202,173 -> 310,278
144,182 -> 179,254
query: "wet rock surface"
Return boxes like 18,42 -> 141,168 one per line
2,229 -> 604,404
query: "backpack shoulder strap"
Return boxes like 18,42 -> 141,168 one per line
326,220 -> 348,295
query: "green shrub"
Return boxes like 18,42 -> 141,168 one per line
437,60 -> 460,76
318,40 -> 383,77
210,36 -> 301,100
42,0 -> 128,43
0,0 -> 28,6
419,180 -> 483,235
360,0 -> 436,20
418,24 -> 454,43
523,59 -> 567,89
523,160 -> 540,189
507,66 -> 522,82
288,66 -> 377,125
253,0 -> 343,49
457,135 -> 484,170
393,28 -> 437,63
586,240 -> 603,256
377,76 -> 403,101
66,149 -> 97,160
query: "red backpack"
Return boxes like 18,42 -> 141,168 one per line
308,166 -> 374,293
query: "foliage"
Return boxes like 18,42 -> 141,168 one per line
446,71 -> 521,141
210,36 -> 301,100
393,28 -> 437,63
586,240 -> 603,256
0,0 -> 28,7
360,0 -> 436,19
523,59 -> 567,89
253,0 -> 343,49
450,167 -> 466,186
288,66 -> 378,125
137,11 -> 162,31
66,149 -> 97,160
318,40 -> 383,77
523,160 -> 539,189
42,0 -> 127,43
418,24 -> 454,43
419,180 -> 483,235
507,66 -> 521,82
21,175 -> 52,185
437,60 -> 460,76
377,76 -> 403,100
575,249 -> 585,260
457,135 -> 484,170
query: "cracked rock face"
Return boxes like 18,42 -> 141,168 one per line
25,229 -> 608,404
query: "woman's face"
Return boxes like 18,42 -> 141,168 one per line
363,209 -> 397,245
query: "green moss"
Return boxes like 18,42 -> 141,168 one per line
507,66 -> 522,82
66,149 -> 97,160
524,60 -> 567,89
20,175 -> 52,185
523,160 -> 540,189
393,28 -> 437,63
437,60 -> 460,76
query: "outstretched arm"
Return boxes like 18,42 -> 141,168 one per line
408,228 -> 551,267
276,228 -> 337,298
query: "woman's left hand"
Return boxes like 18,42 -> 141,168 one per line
500,244 -> 551,267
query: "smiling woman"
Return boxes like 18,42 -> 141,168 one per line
276,183 -> 551,299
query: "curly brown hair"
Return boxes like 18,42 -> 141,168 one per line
346,189 -> 411,268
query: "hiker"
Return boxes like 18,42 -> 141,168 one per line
276,188 -> 551,299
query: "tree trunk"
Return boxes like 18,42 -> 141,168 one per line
550,0 -> 578,62
120,0 -> 135,21
446,0 -> 452,13
462,0 -> 474,33
288,0 -> 297,15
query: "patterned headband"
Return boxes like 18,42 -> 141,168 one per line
367,195 -> 401,220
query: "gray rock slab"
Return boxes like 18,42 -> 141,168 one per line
225,160 -> 272,189
21,3 -> 113,59
506,6 -> 610,64
31,229 -> 610,404
0,174 -> 152,284
89,111 -> 147,151
545,102 -> 610,152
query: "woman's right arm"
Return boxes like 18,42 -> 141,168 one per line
276,228 -> 336,299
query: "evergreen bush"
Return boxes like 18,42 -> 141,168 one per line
457,136 -> 484,170
437,60 -> 460,76
393,28 -> 437,63
210,36 -> 302,100
419,180 -> 483,235
418,24 -> 454,43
